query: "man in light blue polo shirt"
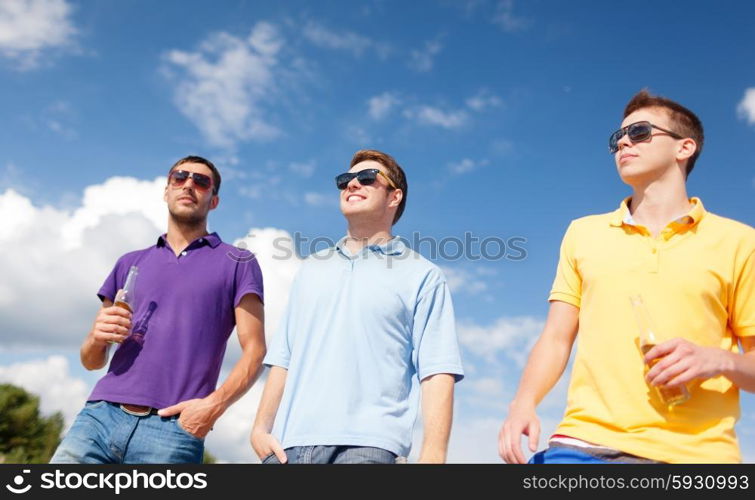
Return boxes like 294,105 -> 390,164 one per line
251,149 -> 464,464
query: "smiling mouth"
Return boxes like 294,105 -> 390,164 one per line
346,195 -> 365,202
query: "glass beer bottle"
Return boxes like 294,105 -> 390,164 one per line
109,266 -> 138,344
114,266 -> 138,313
629,294 -> 690,407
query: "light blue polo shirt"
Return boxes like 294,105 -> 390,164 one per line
264,236 -> 464,457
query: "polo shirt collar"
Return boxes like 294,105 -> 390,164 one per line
156,232 -> 222,249
609,196 -> 706,229
335,235 -> 406,257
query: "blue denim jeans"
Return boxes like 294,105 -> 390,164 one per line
50,401 -> 204,464
262,445 -> 397,464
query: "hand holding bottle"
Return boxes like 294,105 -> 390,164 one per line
630,294 -> 690,407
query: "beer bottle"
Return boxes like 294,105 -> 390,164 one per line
109,266 -> 138,345
629,294 -> 690,407
114,266 -> 138,313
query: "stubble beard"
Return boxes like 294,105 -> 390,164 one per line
168,206 -> 207,228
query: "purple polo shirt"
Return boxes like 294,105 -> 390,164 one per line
88,232 -> 263,409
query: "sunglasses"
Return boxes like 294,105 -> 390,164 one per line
335,168 -> 398,190
168,170 -> 214,192
608,121 -> 684,154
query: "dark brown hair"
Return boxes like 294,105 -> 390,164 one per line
169,155 -> 221,195
624,89 -> 704,177
350,149 -> 407,224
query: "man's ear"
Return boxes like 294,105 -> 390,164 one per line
210,194 -> 220,210
163,185 -> 168,202
676,137 -> 697,162
389,189 -> 403,209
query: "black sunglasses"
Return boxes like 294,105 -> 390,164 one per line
169,170 -> 214,192
608,121 -> 684,154
335,168 -> 398,190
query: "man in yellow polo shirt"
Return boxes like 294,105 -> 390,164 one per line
499,90 -> 755,463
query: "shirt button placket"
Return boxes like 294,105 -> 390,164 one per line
650,245 -> 660,273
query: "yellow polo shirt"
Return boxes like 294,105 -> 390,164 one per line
550,197 -> 755,463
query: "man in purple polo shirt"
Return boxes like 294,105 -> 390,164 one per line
51,155 -> 266,464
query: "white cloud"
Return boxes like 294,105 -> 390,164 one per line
163,22 -> 285,149
0,0 -> 77,70
441,265 -> 489,295
447,158 -> 490,175
302,21 -> 388,58
448,159 -> 475,174
447,416 -> 502,463
345,125 -> 372,144
238,185 -> 263,199
204,377 -> 265,462
0,356 -> 89,425
492,0 -> 530,33
404,105 -> 468,129
0,163 -> 27,193
447,158 -> 489,176
44,100 -> 77,139
60,177 -> 167,250
232,228 -> 302,347
467,376 -> 505,398
288,160 -> 315,178
0,183 -> 166,349
737,88 -> 755,125
303,192 -> 337,207
466,90 -> 503,111
446,312 -> 571,463
408,39 -> 443,72
367,92 -> 400,120
458,316 -> 544,364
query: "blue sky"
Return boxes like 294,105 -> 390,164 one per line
0,0 -> 753,462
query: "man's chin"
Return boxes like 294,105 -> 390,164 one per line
340,206 -> 368,218
169,209 -> 206,226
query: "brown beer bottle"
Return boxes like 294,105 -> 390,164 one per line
629,294 -> 690,407
109,266 -> 138,344
114,266 -> 138,312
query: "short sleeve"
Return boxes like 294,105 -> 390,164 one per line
548,221 -> 582,308
263,271 -> 300,370
97,258 -> 124,303
731,249 -> 755,338
411,278 -> 464,382
234,252 -> 265,307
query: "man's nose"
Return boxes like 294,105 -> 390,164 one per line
347,176 -> 361,189
616,130 -> 632,150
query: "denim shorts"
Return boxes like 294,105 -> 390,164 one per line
262,445 -> 398,464
50,401 -> 204,464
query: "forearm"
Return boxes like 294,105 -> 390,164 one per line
511,335 -> 573,409
722,349 -> 755,393
80,334 -> 108,371
253,366 -> 288,433
418,374 -> 455,463
207,346 -> 266,414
